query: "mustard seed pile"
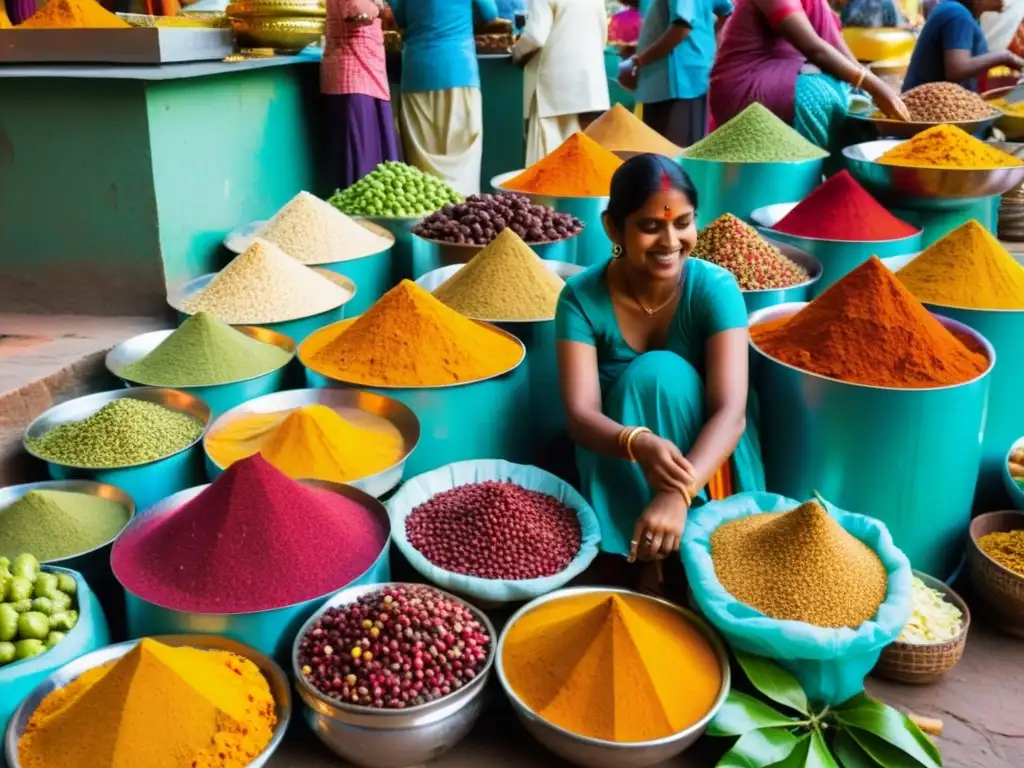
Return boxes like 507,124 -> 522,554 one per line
692,214 -> 809,291
899,82 -> 997,122
710,501 -> 888,628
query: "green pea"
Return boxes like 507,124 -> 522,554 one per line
18,612 -> 50,641
49,610 -> 77,632
14,639 -> 46,660
56,573 -> 77,595
11,553 -> 39,583
45,631 -> 66,649
0,604 -> 18,642
34,572 -> 58,598
10,599 -> 33,613
49,591 -> 73,613
0,570 -> 11,602
0,556 -> 9,570
8,576 -> 33,602
31,597 -> 54,616
0,641 -> 15,665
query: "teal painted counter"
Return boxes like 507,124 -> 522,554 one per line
0,58 -> 321,316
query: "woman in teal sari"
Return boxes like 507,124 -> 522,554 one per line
556,154 -> 765,574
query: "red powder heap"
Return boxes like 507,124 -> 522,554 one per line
773,171 -> 919,242
111,454 -> 388,613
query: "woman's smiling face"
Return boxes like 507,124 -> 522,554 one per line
616,187 -> 697,281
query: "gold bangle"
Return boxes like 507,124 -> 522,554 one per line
852,66 -> 867,90
617,426 -> 633,452
625,427 -> 652,462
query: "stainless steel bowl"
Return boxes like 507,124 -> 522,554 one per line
495,587 -> 731,768
843,139 -> 1024,203
845,110 -> 999,141
292,583 -> 496,768
203,387 -> 420,498
3,634 -> 291,768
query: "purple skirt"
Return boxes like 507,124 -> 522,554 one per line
326,94 -> 401,191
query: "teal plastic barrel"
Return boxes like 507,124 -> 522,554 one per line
318,240 -> 394,315
749,303 -> 994,580
354,215 -> 423,285
751,202 -> 923,296
890,196 -> 998,248
678,156 -> 824,225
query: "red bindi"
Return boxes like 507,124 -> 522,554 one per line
660,171 -> 673,218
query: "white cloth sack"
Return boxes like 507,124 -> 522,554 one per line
387,459 -> 601,603
399,88 -> 483,197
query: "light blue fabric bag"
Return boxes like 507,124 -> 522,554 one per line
682,491 -> 912,705
387,460 -> 601,603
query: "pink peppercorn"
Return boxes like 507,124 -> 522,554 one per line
693,214 -> 809,291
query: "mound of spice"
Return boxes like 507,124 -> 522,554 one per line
503,133 -> 623,198
897,82 -> 997,123
20,0 -> 129,28
684,103 -> 828,163
896,219 -> 1024,310
991,97 -> 1024,117
412,193 -> 583,246
327,161 -> 463,218
257,191 -> 393,264
711,501 -> 888,628
303,280 -> 524,386
692,214 -> 808,291
878,124 -> 1023,169
773,171 -> 919,242
0,490 -> 131,562
111,454 -> 388,613
750,256 -> 989,388
977,529 -> 1024,576
432,229 -> 566,320
297,585 -> 491,709
27,399 -> 203,469
898,576 -> 964,643
205,403 -> 404,483
17,638 -> 277,768
181,238 -> 352,325
405,481 -> 581,580
502,591 -> 722,742
583,104 -> 683,156
121,312 -> 292,387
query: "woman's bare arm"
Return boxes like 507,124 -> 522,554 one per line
557,340 -> 630,458
945,48 -> 1019,83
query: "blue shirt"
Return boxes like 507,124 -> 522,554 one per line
390,0 -> 499,93
635,0 -> 732,103
903,0 -> 987,92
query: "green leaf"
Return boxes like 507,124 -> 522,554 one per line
834,698 -> 942,768
734,649 -> 811,714
709,691 -> 799,737
768,734 -> 811,768
716,728 -> 801,768
834,731 -> 877,768
846,728 -> 935,768
807,731 -> 841,768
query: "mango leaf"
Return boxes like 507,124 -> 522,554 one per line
846,728 -> 935,768
734,649 -> 810,715
834,731 -> 877,768
807,731 -> 841,768
835,696 -> 941,768
768,734 -> 811,767
709,691 -> 799,737
716,728 -> 801,768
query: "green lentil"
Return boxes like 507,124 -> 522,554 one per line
26,399 -> 203,469
683,103 -> 828,163
327,162 -> 463,218
121,312 -> 292,387
0,490 -> 131,562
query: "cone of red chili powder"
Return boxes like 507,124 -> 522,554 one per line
773,171 -> 918,242
111,454 -> 388,613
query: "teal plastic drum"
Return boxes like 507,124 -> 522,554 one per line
408,233 -> 580,279
119,481 -> 392,666
751,202 -> 923,296
740,239 -> 822,314
354,215 -> 423,285
22,388 -> 212,513
749,303 -> 994,580
678,156 -> 825,225
0,566 -> 110,741
890,197 -> 998,248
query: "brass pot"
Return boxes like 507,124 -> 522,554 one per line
226,0 -> 324,17
230,15 -> 325,52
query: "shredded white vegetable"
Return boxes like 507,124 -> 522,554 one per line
898,577 -> 964,644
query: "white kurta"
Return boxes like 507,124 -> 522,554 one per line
514,0 -> 611,163
398,88 -> 483,197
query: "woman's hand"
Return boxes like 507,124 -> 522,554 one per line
631,432 -> 697,500
617,58 -> 639,91
630,491 -> 689,562
865,75 -> 911,122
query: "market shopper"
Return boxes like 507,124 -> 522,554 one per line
903,0 -> 1023,92
618,0 -> 733,147
389,0 -> 499,196
555,154 -> 765,569
513,0 -> 611,165
322,0 -> 401,190
709,0 -> 910,152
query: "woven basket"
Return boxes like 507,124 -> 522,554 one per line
967,510 -> 1024,639
874,572 -> 970,684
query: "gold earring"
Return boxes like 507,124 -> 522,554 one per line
612,244 -> 623,258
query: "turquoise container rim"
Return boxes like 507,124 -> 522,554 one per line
110,478 -> 392,617
104,325 -> 297,388
22,388 -> 212,472
0,480 -> 136,566
749,202 -> 923,244
166,268 -> 358,327
490,170 -> 610,201
1003,437 -> 1024,510
748,301 -> 997,391
222,218 -> 396,262
298,320 -> 527,391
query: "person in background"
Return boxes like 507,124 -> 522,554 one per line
497,0 -> 528,20
903,0 -> 1022,91
610,0 -> 644,48
710,0 -> 909,152
556,154 -> 765,591
389,0 -> 498,196
322,0 -> 401,191
618,0 -> 734,148
840,0 -> 906,27
513,0 -> 611,164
